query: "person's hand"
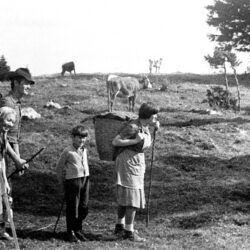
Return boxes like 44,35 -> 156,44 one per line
19,163 -> 29,176
16,159 -> 29,176
135,132 -> 144,142
16,159 -> 25,170
18,170 -> 25,176
22,163 -> 29,170
16,159 -> 29,171
154,121 -> 160,131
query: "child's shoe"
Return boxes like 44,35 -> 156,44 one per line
74,230 -> 88,241
66,231 -> 80,243
114,224 -> 124,237
123,230 -> 146,242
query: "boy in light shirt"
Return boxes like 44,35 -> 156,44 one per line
56,125 -> 90,243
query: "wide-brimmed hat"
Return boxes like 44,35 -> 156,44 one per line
3,68 -> 35,84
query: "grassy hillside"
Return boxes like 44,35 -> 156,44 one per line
1,73 -> 250,249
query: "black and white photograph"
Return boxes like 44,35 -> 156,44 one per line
0,0 -> 250,249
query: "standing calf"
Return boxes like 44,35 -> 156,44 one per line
106,75 -> 140,112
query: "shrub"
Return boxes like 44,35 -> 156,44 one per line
206,86 -> 237,110
160,78 -> 170,91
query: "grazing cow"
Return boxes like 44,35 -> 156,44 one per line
107,75 -> 140,112
61,61 -> 76,76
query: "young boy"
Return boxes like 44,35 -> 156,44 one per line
56,125 -> 90,243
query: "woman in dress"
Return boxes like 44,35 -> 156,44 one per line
112,102 -> 160,242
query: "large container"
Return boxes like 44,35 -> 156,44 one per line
94,111 -> 137,161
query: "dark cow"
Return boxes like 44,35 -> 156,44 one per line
61,61 -> 76,76
106,75 -> 140,112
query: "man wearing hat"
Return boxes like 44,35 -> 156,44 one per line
0,68 -> 35,240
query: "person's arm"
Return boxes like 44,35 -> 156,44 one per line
6,142 -> 28,170
56,150 -> 67,190
112,122 -> 144,147
152,121 -> 160,131
112,133 -> 143,147
2,160 -> 10,194
11,142 -> 20,156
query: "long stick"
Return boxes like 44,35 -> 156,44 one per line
7,147 -> 45,179
53,196 -> 65,234
25,147 -> 45,164
36,223 -> 54,231
146,129 -> 156,227
2,194 -> 19,250
0,173 -> 20,250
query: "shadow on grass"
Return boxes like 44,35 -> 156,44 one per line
160,106 -> 219,115
143,154 -> 250,229
11,161 -> 116,216
16,228 -> 113,242
160,116 -> 250,128
11,154 -> 250,230
80,108 -> 107,115
171,211 -> 214,229
16,229 -> 65,241
12,170 -> 63,217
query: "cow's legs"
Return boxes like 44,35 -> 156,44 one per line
128,96 -> 134,112
132,96 -> 135,112
132,96 -> 136,112
107,82 -> 111,112
111,93 -> 118,112
110,95 -> 115,112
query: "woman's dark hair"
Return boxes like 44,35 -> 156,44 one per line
71,125 -> 89,137
138,102 -> 159,119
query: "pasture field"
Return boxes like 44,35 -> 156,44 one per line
1,73 -> 250,249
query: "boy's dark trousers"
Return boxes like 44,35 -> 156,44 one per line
65,176 -> 89,233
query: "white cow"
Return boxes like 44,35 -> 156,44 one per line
107,75 -> 140,112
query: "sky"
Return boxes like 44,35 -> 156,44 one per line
0,0 -> 249,76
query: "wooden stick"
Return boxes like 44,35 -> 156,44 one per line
53,196 -> 65,234
2,194 -> 19,250
0,173 -> 20,250
7,147 -> 45,179
36,223 -> 54,231
146,129 -> 156,227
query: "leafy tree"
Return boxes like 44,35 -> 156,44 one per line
205,47 -> 229,90
0,55 -> 10,73
206,0 -> 250,52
